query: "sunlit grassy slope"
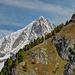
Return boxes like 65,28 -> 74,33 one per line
59,23 -> 75,39
15,38 -> 67,75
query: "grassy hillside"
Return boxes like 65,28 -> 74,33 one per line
0,23 -> 65,75
59,23 -> 75,38
13,22 -> 75,75
15,38 -> 67,75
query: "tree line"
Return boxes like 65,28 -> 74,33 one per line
0,23 -> 64,75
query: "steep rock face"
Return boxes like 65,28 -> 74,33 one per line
0,16 -> 55,71
52,34 -> 75,75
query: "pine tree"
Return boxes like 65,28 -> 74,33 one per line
16,49 -> 26,63
7,57 -> 13,67
14,58 -> 18,66
36,37 -> 40,45
30,41 -> 34,48
65,20 -> 69,25
40,36 -> 44,43
55,26 -> 60,33
52,30 -> 56,36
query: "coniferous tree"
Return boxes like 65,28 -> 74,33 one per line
30,41 -> 34,48
13,58 -> 18,66
52,30 -> 56,36
35,37 -> 40,45
55,26 -> 60,33
40,36 -> 44,43
16,49 -> 25,63
7,57 -> 13,67
65,20 -> 69,25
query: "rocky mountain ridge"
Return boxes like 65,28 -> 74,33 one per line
0,16 -> 55,71
1,14 -> 75,75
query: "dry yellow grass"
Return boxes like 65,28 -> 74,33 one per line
59,23 -> 75,39
15,22 -> 75,75
16,38 -> 67,75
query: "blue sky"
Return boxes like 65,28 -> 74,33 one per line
0,0 -> 75,38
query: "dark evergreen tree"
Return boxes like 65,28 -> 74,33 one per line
40,36 -> 44,43
65,20 -> 69,25
52,30 -> 56,36
16,49 -> 25,63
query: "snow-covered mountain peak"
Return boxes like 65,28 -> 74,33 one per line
38,16 -> 46,20
0,16 -> 55,71
36,16 -> 48,23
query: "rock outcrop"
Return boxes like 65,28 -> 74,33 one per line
52,34 -> 75,75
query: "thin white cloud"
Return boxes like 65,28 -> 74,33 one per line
0,0 -> 72,16
0,12 -> 23,26
0,20 -> 22,26
0,30 -> 13,39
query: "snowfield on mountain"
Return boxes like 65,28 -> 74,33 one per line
0,16 -> 55,71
